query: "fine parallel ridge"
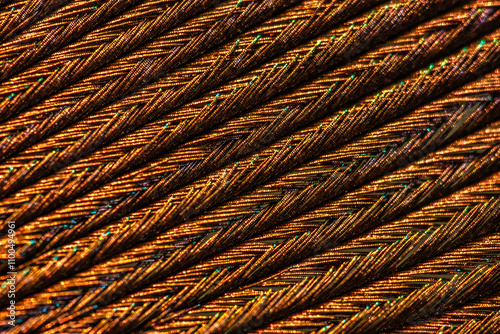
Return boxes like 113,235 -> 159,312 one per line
0,0 -> 70,43
4,92 -> 500,331
2,29 -> 499,273
389,294 -> 500,333
3,65 -> 499,307
0,0 -> 219,121
1,0 -> 499,332
1,0 -> 498,224
3,5 -> 497,248
153,172 -> 500,333
0,0 -> 389,163
0,0 -> 347,164
49,216 -> 500,333
0,0 -> 372,128
0,0 -> 140,81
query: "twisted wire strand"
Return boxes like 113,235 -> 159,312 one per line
0,0 -> 70,43
314,253 -> 500,334
4,87 -> 500,332
0,0 -> 341,163
276,230 -> 500,334
0,0 -> 389,161
0,0 -> 499,332
0,0 -> 224,121
0,0 -> 366,125
54,216 -> 500,333
152,171 -> 500,333
3,65 -> 499,308
0,0 -> 140,80
96,78 -> 500,329
390,294 -> 500,333
2,29 -> 498,276
2,2 -> 498,231
1,40 -> 498,322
